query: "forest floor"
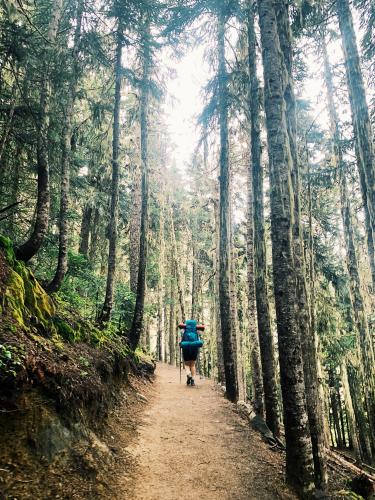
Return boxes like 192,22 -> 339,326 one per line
110,363 -> 297,500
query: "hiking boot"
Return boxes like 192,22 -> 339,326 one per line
186,375 -> 192,385
190,378 -> 195,386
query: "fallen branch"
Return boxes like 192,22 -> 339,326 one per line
0,200 -> 23,215
327,449 -> 375,484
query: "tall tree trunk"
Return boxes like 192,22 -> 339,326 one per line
129,160 -> 142,294
16,0 -> 64,261
247,0 -> 279,430
214,197 -> 225,384
246,149 -> 264,417
48,0 -> 84,293
217,9 -> 237,403
157,204 -> 165,362
98,24 -> 123,324
169,272 -> 176,364
276,2 -> 327,487
129,23 -> 151,349
257,0 -> 314,494
336,0 -> 375,288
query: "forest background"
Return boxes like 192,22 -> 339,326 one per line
0,0 -> 374,496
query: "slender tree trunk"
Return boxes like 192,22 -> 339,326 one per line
79,205 -> 92,256
214,197 -> 225,384
157,204 -> 165,362
169,273 -> 176,364
247,0 -> 279,430
257,0 -> 314,494
246,159 -> 263,415
336,0 -> 375,288
217,9 -> 237,402
98,24 -> 123,324
129,160 -> 142,294
48,0 -> 84,293
16,0 -> 64,261
168,205 -> 186,321
191,246 -> 201,319
129,23 -> 151,349
89,207 -> 100,263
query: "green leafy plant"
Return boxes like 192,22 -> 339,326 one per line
0,343 -> 25,378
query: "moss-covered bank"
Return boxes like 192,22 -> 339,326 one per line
0,236 -> 155,498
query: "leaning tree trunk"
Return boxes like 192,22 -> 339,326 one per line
129,23 -> 151,349
257,0 -> 314,495
16,0 -> 64,262
47,0 -> 84,293
336,0 -> 375,289
98,24 -> 123,325
217,9 -> 238,403
247,0 -> 279,431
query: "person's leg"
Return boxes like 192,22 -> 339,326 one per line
185,360 -> 193,384
190,361 -> 196,378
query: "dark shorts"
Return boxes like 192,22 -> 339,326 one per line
182,346 -> 199,362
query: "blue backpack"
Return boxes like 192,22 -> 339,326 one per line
180,320 -> 203,348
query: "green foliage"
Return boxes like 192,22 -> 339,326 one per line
0,343 -> 25,379
0,235 -> 15,266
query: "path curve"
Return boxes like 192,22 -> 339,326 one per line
116,364 -> 295,500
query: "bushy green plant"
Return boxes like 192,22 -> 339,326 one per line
0,343 -> 25,379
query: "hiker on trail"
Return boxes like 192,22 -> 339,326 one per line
178,320 -> 204,386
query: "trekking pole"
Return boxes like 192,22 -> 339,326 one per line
179,346 -> 182,383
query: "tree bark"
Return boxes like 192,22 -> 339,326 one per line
48,0 -> 84,293
257,0 -> 314,494
16,0 -> 64,262
247,0 -> 279,430
169,271 -> 176,364
129,22 -> 151,349
214,197 -> 225,384
276,2 -> 327,487
79,205 -> 92,256
217,9 -> 238,403
98,23 -> 123,325
336,0 -> 375,289
341,362 -> 361,460
129,160 -> 142,294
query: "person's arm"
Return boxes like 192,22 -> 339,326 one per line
178,323 -> 186,329
196,324 -> 205,331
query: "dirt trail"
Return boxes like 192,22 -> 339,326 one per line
115,363 -> 295,500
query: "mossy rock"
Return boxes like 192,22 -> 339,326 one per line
0,237 -> 56,334
53,318 -> 76,343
